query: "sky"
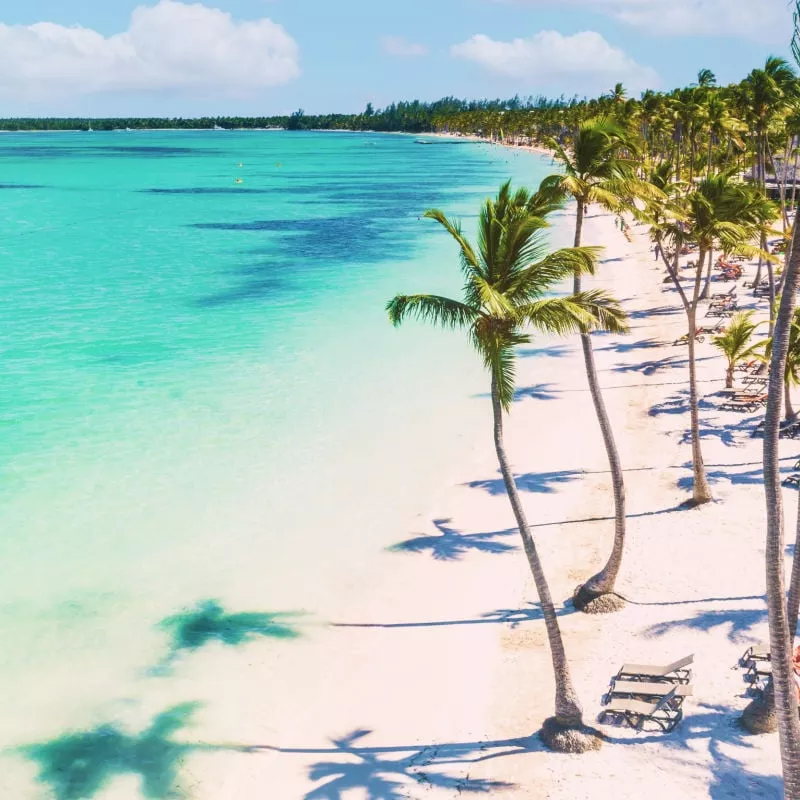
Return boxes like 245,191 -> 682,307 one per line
0,0 -> 795,117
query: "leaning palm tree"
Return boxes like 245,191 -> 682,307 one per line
541,118 -> 662,612
387,181 -> 627,750
710,312 -> 765,388
751,7 -> 800,785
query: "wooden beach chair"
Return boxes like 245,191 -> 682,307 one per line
616,654 -> 693,684
599,687 -> 683,732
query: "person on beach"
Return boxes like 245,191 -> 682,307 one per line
654,242 -> 661,261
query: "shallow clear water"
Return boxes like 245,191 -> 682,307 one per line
0,130 -> 552,781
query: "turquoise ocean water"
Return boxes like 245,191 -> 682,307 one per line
0,130 -> 553,793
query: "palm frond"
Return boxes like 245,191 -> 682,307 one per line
387,294 -> 478,329
508,246 -> 602,304
423,209 -> 483,279
472,276 -> 516,319
569,289 -> 630,334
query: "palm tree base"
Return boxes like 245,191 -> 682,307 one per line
684,495 -> 714,508
539,717 -> 605,753
740,692 -> 778,734
572,583 -> 626,614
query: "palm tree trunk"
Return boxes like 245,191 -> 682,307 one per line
490,374 -> 583,727
572,201 -> 627,606
687,305 -> 713,505
764,218 -> 800,797
781,136 -> 791,233
707,136 -> 713,180
787,382 -> 797,422
700,247 -> 714,300
767,233 -> 776,338
726,363 -> 734,390
789,494 -> 800,638
573,199 -> 584,249
573,328 -> 627,601
660,243 -> 713,504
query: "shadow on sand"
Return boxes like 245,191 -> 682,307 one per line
644,607 -> 767,644
332,600 -> 565,631
604,702 -> 781,798
254,728 -> 527,798
24,704 -> 204,800
466,469 -> 582,496
390,518 -> 517,561
153,600 -> 303,674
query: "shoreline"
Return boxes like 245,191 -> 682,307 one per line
0,131 -> 788,797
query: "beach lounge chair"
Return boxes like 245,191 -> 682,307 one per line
783,422 -> 800,440
599,687 -> 683,732
740,643 -> 770,666
616,654 -> 693,684
608,680 -> 693,703
745,659 -> 772,686
721,393 -> 768,412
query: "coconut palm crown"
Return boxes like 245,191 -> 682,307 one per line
387,181 -> 628,409
711,312 -> 765,388
541,118 -> 663,246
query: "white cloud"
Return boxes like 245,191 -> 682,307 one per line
0,0 -> 300,101
451,30 -> 659,94
381,36 -> 428,57
494,0 -> 789,42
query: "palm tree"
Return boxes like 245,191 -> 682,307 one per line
387,181 -> 626,749
652,173 -> 760,504
710,312 -> 764,388
542,119 -> 660,612
753,10 -> 800,782
697,68 -> 717,88
761,171 -> 800,794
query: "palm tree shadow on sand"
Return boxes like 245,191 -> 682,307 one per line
151,600 -> 303,675
389,518 -> 517,561
605,702 -> 781,797
258,728 -> 523,798
23,704 -> 203,800
466,469 -> 582,496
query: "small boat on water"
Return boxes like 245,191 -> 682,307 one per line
415,139 -> 434,145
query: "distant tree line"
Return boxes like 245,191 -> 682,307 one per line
0,95 -> 575,133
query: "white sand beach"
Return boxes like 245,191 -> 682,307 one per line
226,208 -> 786,798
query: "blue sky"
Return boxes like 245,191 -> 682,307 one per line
0,0 -> 794,116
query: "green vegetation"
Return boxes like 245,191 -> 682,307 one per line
711,312 -> 764,388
